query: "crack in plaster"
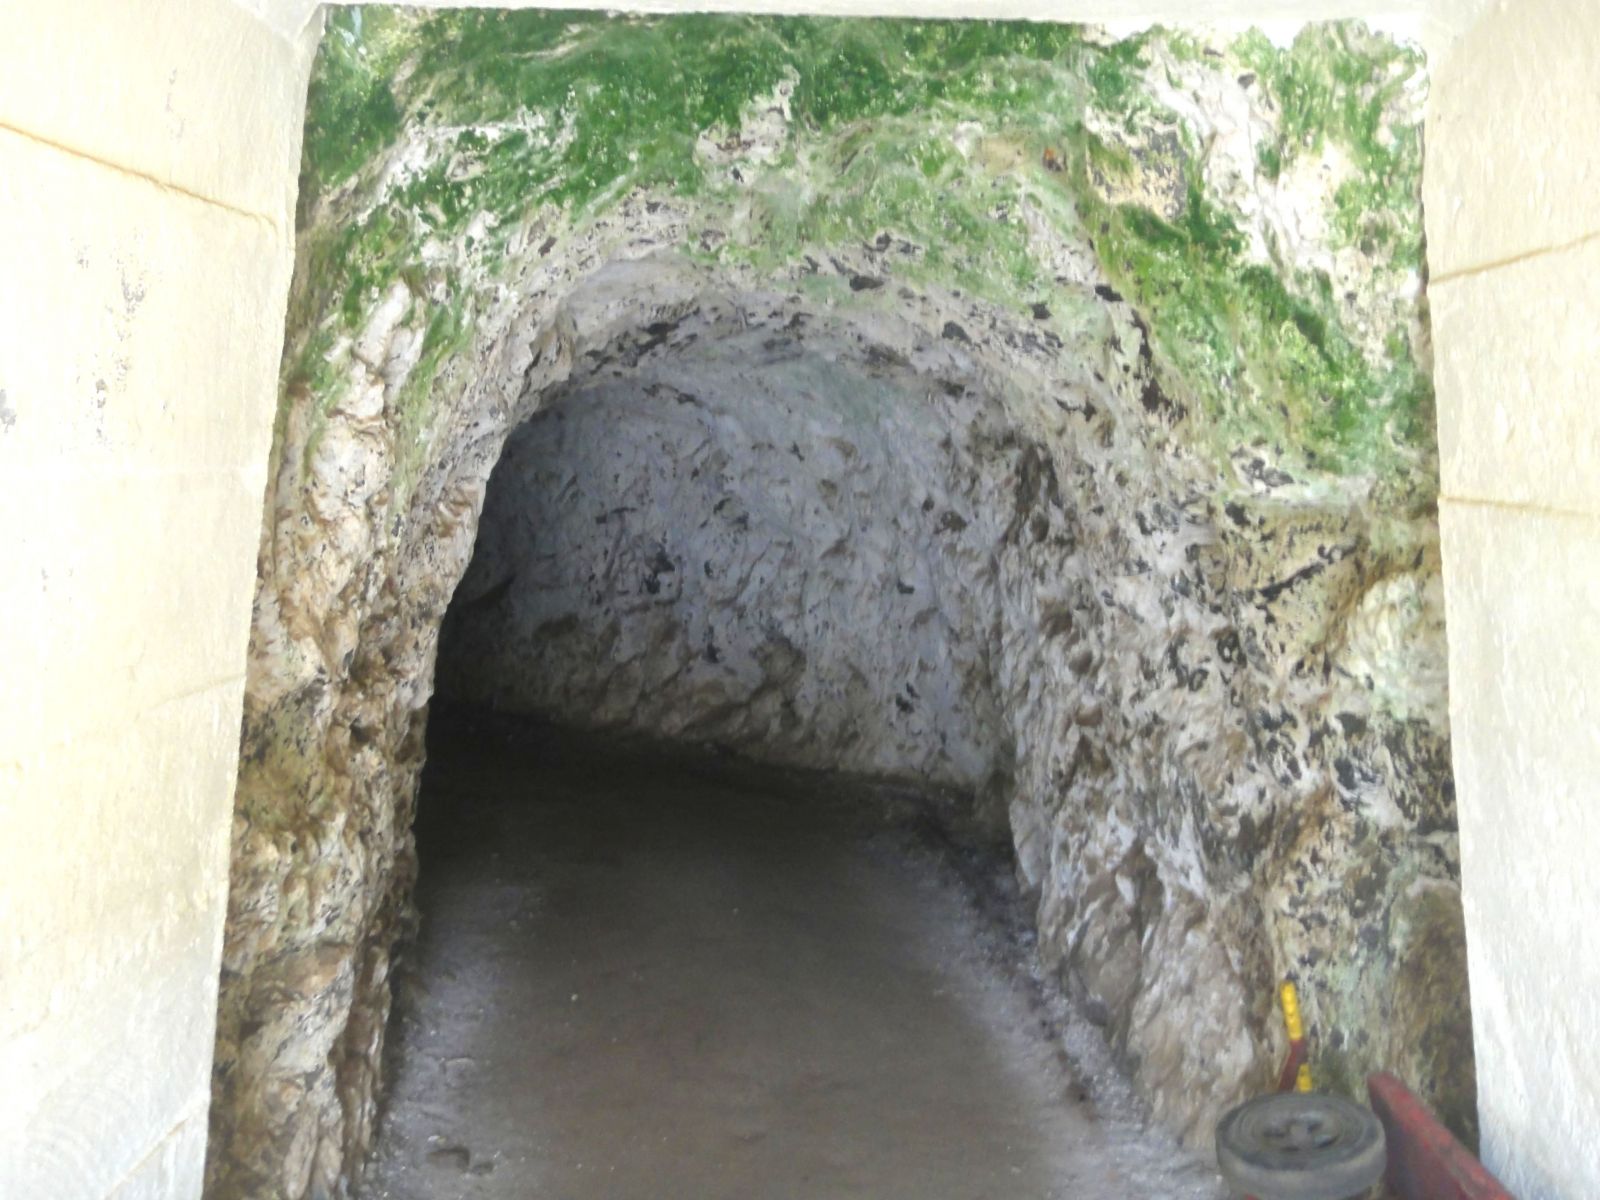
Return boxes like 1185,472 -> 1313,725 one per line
1439,493 -> 1600,524
2,674 -> 249,766
0,122 -> 279,232
1430,226 -> 1600,286
103,1099 -> 210,1199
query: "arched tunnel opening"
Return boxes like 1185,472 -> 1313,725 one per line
437,291 -> 1022,802
209,10 -> 1473,1199
386,289 -> 1212,1194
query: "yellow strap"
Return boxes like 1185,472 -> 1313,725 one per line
1280,981 -> 1304,1042
1296,1063 -> 1314,1093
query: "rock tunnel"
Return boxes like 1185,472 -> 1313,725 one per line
207,10 -> 1472,1196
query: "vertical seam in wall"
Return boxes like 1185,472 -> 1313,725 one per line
0,120 -> 279,232
1431,227 -> 1600,285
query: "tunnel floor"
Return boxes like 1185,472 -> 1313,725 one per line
361,712 -> 1226,1200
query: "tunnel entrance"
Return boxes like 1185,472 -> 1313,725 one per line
368,326 -> 1235,1189
434,305 -> 1013,808
210,12 -> 1474,1199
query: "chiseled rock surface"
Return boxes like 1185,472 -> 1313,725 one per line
210,12 -> 1470,1197
437,314 -> 1014,801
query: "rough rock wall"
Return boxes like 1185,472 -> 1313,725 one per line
210,13 -> 1470,1198
436,332 -> 1011,798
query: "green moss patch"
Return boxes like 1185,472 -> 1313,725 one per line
287,11 -> 1434,502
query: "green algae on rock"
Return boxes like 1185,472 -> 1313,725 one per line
286,12 -> 1433,501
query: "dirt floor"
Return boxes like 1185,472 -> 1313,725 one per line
361,712 -> 1228,1200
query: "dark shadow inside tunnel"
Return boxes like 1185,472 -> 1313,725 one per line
431,318 -> 1020,828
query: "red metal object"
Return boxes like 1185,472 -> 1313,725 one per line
1366,1072 -> 1516,1200
1274,1036 -> 1308,1094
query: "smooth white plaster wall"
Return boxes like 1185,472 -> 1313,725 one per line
1426,2 -> 1600,1196
0,3 -> 316,1196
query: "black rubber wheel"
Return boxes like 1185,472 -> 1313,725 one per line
1215,1091 -> 1386,1200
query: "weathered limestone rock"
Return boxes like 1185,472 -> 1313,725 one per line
437,310 -> 1013,800
209,12 -> 1469,1197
